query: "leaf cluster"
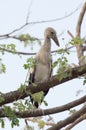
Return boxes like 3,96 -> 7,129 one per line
0,58 -> 6,74
23,57 -> 35,70
2,106 -> 19,128
0,43 -> 16,55
69,37 -> 83,45
18,34 -> 41,47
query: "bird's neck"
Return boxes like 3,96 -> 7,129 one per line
43,37 -> 51,51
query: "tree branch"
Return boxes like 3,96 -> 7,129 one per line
0,3 -> 81,40
76,2 -> 86,37
47,105 -> 86,130
0,95 -> 86,119
0,64 -> 86,106
10,95 -> 86,118
75,2 -> 86,65
0,46 -> 74,56
64,113 -> 86,130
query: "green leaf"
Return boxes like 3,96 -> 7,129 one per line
43,100 -> 48,106
0,119 -> 5,128
57,48 -> 64,54
23,57 -> 35,70
38,120 -> 45,129
31,91 -> 44,106
11,118 -> 19,128
0,97 -> 5,103
3,106 -> 19,128
83,79 -> 86,85
0,43 -> 16,54
69,37 -> 83,45
0,64 -> 6,73
7,44 -> 16,52
52,61 -> 58,68
18,84 -> 26,93
0,58 -> 6,74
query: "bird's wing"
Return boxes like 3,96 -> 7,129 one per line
50,58 -> 52,77
28,55 -> 52,108
28,57 -> 44,108
28,59 -> 36,85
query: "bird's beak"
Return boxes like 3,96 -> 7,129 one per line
52,35 -> 60,46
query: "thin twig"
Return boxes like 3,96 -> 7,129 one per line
67,30 -> 74,39
0,3 -> 81,38
0,46 -> 74,56
26,0 -> 34,23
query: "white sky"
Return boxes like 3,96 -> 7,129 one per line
0,0 -> 86,130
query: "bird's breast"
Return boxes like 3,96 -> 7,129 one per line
35,52 -> 52,83
35,62 -> 51,83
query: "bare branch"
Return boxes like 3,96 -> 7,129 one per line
67,30 -> 74,39
0,3 -> 81,39
64,114 -> 86,130
76,2 -> 86,37
75,2 -> 86,65
0,24 -> 28,37
47,105 -> 86,130
26,0 -> 34,23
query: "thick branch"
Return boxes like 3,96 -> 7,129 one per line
0,64 -> 86,106
10,95 -> 86,118
76,2 -> 86,37
0,95 -> 86,118
75,2 -> 86,65
47,105 -> 86,130
64,113 -> 86,130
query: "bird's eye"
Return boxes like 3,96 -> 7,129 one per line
51,32 -> 54,34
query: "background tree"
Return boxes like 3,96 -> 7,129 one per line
0,0 -> 86,130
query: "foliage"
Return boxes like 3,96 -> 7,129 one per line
52,44 -> 72,81
83,78 -> 86,85
18,84 -> 26,93
18,34 -> 41,47
23,57 -> 35,70
57,48 -> 70,55
2,106 -> 19,128
24,125 -> 34,130
0,43 -> 16,55
56,56 -> 72,81
24,116 -> 54,130
31,91 -> 46,107
13,100 -> 33,112
0,96 -> 5,103
0,58 -> 6,74
69,37 -> 83,45
0,119 -> 5,128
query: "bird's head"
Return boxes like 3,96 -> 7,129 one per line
44,27 -> 60,46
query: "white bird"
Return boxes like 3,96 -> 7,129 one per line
29,27 -> 60,108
